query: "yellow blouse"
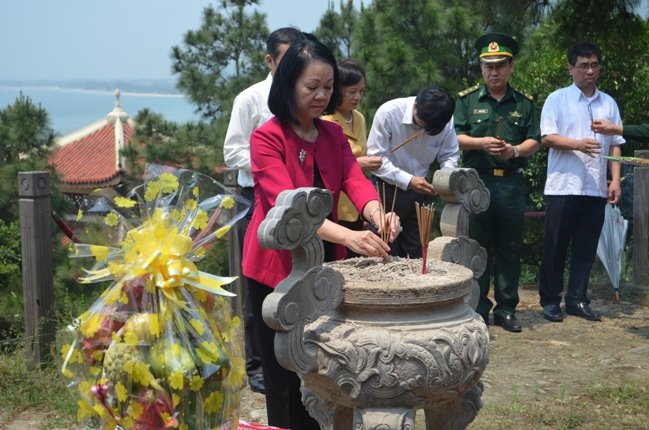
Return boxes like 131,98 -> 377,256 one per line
322,110 -> 368,222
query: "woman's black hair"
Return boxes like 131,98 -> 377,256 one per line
337,59 -> 365,87
268,40 -> 341,125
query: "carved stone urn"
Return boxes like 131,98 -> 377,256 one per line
259,168 -> 490,430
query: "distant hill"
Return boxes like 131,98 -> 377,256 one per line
0,79 -> 182,95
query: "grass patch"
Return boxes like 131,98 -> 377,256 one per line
464,381 -> 649,430
0,344 -> 77,429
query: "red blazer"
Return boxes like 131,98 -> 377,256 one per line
242,117 -> 378,288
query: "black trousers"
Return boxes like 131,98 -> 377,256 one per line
236,187 -> 263,377
539,195 -> 607,308
370,176 -> 433,258
247,277 -> 320,430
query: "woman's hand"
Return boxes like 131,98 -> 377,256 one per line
357,155 -> 383,172
343,229 -> 391,257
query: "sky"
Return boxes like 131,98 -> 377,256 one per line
0,0 -> 366,81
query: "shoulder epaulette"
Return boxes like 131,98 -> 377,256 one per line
513,88 -> 533,101
458,85 -> 480,97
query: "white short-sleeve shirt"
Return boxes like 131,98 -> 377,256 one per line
540,83 -> 625,198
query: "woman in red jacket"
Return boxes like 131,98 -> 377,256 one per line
242,39 -> 400,429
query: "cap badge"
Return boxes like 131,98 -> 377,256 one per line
488,42 -> 499,52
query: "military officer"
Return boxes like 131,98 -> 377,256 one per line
454,32 -> 541,332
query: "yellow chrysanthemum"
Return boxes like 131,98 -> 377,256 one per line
76,209 -> 83,221
189,318 -> 205,336
192,211 -> 209,230
132,362 -> 155,386
193,246 -> 206,257
80,314 -> 103,338
114,196 -> 136,208
115,382 -> 129,402
204,390 -> 224,414
180,423 -> 189,430
186,199 -> 197,210
159,172 -> 179,193
190,375 -> 204,392
230,356 -> 246,387
63,368 -> 73,378
128,401 -> 144,419
192,187 -> 199,197
105,213 -> 120,227
196,341 -> 221,365
169,369 -> 184,390
221,196 -> 234,209
144,181 -> 161,201
172,393 -> 181,407
90,245 -> 110,263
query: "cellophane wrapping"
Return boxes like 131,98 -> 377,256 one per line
57,165 -> 250,430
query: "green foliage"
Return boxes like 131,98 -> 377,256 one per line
314,0 -> 360,59
171,0 -> 269,120
122,109 -> 227,180
0,92 -> 57,222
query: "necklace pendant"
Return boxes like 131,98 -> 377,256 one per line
299,149 -> 306,166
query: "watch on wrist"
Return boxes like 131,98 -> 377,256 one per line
513,146 -> 520,158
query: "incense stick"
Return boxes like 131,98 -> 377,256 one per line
385,130 -> 424,157
416,202 -> 435,274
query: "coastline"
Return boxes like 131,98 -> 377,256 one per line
0,84 -> 186,98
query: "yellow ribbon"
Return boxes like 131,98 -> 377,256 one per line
80,218 -> 236,302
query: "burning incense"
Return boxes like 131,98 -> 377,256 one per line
415,202 -> 435,274
375,183 -> 398,261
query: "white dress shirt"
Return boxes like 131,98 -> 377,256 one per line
541,83 -> 625,198
367,96 -> 460,190
223,74 -> 273,188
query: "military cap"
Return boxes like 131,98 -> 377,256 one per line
475,32 -> 519,63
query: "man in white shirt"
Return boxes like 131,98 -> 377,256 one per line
223,27 -> 306,394
539,41 -> 624,323
367,87 -> 460,258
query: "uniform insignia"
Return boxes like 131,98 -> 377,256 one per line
488,42 -> 499,52
474,109 -> 489,114
513,88 -> 533,101
510,111 -> 522,118
458,85 -> 480,97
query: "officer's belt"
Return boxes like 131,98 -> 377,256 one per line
475,167 -> 523,177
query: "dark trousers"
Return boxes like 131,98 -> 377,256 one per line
248,278 -> 320,430
471,173 -> 525,320
539,195 -> 607,308
237,187 -> 262,377
370,176 -> 433,258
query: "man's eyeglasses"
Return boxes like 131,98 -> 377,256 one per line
574,62 -> 600,71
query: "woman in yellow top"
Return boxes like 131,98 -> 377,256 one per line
323,59 -> 382,257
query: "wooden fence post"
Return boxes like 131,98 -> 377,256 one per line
633,150 -> 649,285
223,168 -> 244,317
18,171 -> 56,368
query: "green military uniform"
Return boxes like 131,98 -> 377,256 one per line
454,33 -> 541,326
623,124 -> 649,141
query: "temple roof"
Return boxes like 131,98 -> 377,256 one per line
50,89 -> 136,193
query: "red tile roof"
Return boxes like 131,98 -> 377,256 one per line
50,122 -> 134,185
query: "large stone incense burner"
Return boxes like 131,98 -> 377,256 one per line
259,168 -> 490,429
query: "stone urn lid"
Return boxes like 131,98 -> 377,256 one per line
326,257 -> 473,309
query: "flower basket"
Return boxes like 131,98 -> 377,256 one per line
57,165 -> 250,430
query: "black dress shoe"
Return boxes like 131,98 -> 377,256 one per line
566,303 -> 601,321
249,373 -> 266,394
494,314 -> 522,332
543,304 -> 563,322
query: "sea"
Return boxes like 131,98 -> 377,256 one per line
0,85 -> 201,137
